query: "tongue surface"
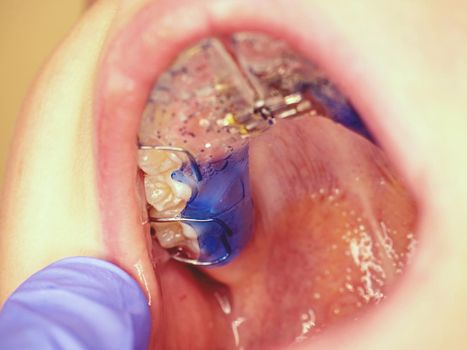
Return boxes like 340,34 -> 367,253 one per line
229,116 -> 414,345
197,116 -> 416,348
154,116 -> 416,349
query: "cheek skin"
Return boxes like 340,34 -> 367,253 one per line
0,1 -> 118,304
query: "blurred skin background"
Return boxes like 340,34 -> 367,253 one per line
0,0 -> 90,185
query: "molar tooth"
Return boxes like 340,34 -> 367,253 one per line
144,172 -> 192,216
144,176 -> 175,212
139,149 -> 192,216
170,178 -> 192,202
138,149 -> 183,175
179,223 -> 201,258
153,222 -> 201,258
155,222 -> 186,248
149,202 -> 188,219
181,223 -> 198,240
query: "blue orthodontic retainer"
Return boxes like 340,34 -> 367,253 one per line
169,145 -> 254,266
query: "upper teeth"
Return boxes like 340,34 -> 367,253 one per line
139,148 -> 183,176
144,175 -> 191,213
138,149 -> 200,257
138,149 -> 192,215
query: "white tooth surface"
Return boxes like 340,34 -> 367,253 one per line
139,149 -> 200,257
155,222 -> 185,248
149,202 -> 187,219
138,149 -> 183,176
139,150 -> 192,217
181,223 -> 198,240
144,176 -> 174,211
154,222 -> 201,258
144,174 -> 191,213
170,179 -> 192,202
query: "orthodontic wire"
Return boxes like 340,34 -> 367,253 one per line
150,216 -> 233,266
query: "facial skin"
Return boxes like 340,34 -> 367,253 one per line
1,0 -> 466,349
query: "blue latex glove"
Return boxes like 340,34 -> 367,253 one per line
0,257 -> 151,350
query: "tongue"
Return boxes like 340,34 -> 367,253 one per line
153,116 -> 416,349
214,116 -> 416,346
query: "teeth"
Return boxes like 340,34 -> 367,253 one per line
170,178 -> 192,201
155,222 -> 185,248
144,175 -> 191,213
139,149 -> 192,217
154,222 -> 201,258
138,149 -> 183,176
148,202 -> 187,219
145,173 -> 191,213
181,223 -> 198,240
139,149 -> 200,257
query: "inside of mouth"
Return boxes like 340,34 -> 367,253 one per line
137,32 -> 417,348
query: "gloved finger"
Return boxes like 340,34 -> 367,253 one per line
0,256 -> 151,350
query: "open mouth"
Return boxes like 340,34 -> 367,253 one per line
96,1 -> 419,349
